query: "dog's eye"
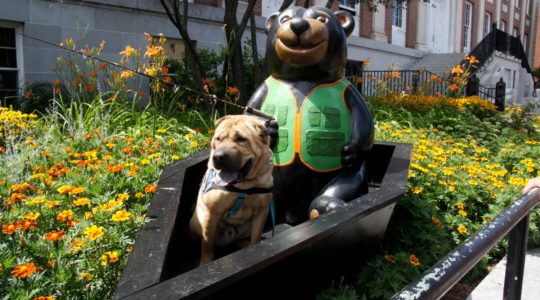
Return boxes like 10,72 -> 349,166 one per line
316,16 -> 328,23
215,136 -> 221,142
280,16 -> 291,24
235,136 -> 247,143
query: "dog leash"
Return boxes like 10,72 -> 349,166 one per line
21,33 -> 275,121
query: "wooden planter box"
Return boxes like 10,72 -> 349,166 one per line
114,141 -> 411,300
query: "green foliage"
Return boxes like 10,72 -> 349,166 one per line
319,97 -> 540,299
20,81 -> 69,114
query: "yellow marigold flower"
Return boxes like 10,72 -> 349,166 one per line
119,45 -> 136,56
412,187 -> 423,194
80,272 -> 93,281
30,173 -> 46,180
468,180 -> 479,186
190,141 -> 199,148
456,202 -> 465,210
57,185 -> 73,195
135,192 -> 145,198
157,128 -> 167,134
22,212 -> 40,220
85,212 -> 94,220
73,197 -> 90,206
70,186 -> 85,195
172,155 -> 181,160
409,255 -> 420,266
457,224 -> 468,235
45,200 -> 59,208
111,210 -> 133,222
185,133 -> 194,139
459,210 -> 468,217
85,225 -> 104,240
141,159 -> 150,165
117,193 -> 130,202
11,262 -> 38,278
101,251 -> 120,266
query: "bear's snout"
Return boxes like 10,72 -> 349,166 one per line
290,18 -> 309,36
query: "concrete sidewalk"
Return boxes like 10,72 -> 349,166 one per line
467,248 -> 540,299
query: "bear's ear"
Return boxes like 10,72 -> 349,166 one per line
335,10 -> 354,37
265,12 -> 280,34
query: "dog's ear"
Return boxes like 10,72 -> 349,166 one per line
215,115 -> 232,128
253,121 -> 270,146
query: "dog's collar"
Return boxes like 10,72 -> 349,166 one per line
200,168 -> 272,195
212,184 -> 272,195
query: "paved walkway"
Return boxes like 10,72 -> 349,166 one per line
467,248 -> 540,300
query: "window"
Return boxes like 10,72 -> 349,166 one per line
0,26 -> 20,102
392,4 -> 403,28
526,0 -> 531,14
339,0 -> 356,14
500,20 -> 507,32
464,2 -> 473,51
163,37 -> 186,62
484,12 -> 492,36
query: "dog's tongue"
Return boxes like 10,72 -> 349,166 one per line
215,170 -> 239,185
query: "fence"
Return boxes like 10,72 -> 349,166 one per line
391,188 -> 540,299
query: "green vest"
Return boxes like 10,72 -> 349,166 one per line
261,76 -> 352,172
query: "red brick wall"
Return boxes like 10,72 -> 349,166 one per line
405,0 -> 417,49
254,0 -> 262,16
360,4 -> 373,38
385,3 -> 392,44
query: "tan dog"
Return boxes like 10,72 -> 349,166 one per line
189,115 -> 273,265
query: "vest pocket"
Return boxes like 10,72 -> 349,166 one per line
308,106 -> 321,127
276,129 -> 288,153
323,107 -> 340,129
305,131 -> 345,156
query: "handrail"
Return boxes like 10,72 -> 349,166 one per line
391,187 -> 540,300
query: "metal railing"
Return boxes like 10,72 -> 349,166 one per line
391,188 -> 540,300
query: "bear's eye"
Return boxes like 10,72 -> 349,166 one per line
280,16 -> 291,24
316,16 -> 328,23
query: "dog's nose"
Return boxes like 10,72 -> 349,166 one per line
212,150 -> 229,167
290,18 -> 309,36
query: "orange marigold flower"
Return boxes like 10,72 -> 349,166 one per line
18,220 -> 38,231
54,88 -> 61,95
69,238 -> 87,253
11,182 -> 33,192
57,185 -> 73,195
101,251 -> 120,266
409,254 -> 420,266
145,184 -> 157,193
52,79 -> 61,86
57,210 -> 73,222
11,263 -> 38,278
449,83 -> 459,92
44,230 -> 65,241
34,296 -> 55,300
25,90 -> 34,98
2,222 -> 18,235
70,186 -> 85,195
86,83 -> 94,93
99,62 -> 107,70
73,197 -> 90,206
107,164 -> 125,173
161,66 -> 169,74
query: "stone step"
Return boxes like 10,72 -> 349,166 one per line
467,248 -> 540,300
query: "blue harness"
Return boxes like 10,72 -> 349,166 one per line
200,169 -> 276,236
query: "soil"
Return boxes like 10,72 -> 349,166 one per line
441,283 -> 480,300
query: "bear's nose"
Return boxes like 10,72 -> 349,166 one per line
290,18 -> 309,36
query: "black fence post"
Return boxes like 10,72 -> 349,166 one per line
466,74 -> 480,96
503,214 -> 529,300
412,72 -> 419,94
495,78 -> 506,111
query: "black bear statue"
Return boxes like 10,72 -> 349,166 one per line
247,6 -> 374,224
